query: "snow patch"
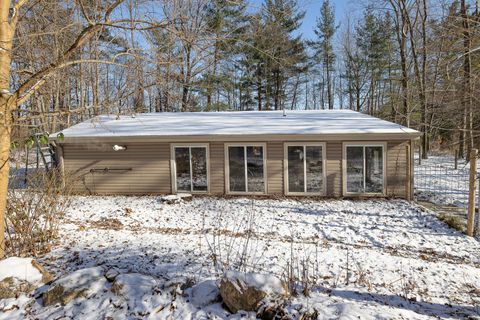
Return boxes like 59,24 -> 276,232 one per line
0,257 -> 43,284
224,271 -> 286,296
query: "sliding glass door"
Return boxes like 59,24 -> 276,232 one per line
227,145 -> 265,194
286,144 -> 325,195
345,144 -> 384,195
173,145 -> 208,193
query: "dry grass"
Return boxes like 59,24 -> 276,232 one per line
5,169 -> 73,257
438,213 -> 466,232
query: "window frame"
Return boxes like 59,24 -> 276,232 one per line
171,143 -> 210,194
224,143 -> 268,195
342,142 -> 387,197
284,142 -> 327,196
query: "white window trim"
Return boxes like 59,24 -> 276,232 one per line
342,142 -> 387,197
171,143 -> 210,194
284,142 -> 327,196
224,143 -> 268,195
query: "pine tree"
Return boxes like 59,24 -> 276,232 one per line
310,0 -> 337,109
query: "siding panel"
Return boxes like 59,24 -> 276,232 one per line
63,142 -> 171,194
326,142 -> 342,197
267,142 -> 284,195
61,138 -> 412,199
209,142 -> 225,194
387,140 -> 408,198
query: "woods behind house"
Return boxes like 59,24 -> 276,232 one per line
4,0 -> 480,155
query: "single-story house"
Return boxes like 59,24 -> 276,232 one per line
50,110 -> 421,199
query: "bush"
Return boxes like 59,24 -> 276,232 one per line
438,213 -> 465,232
5,168 -> 72,257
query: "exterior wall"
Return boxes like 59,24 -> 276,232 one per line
63,142 -> 171,195
326,142 -> 343,197
267,142 -> 284,195
386,140 -> 409,198
61,138 -> 413,199
209,142 -> 225,195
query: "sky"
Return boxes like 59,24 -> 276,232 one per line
249,0 -> 356,41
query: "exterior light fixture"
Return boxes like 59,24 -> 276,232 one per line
112,145 -> 127,151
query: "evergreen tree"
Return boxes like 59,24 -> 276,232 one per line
203,0 -> 249,111
310,0 -> 337,109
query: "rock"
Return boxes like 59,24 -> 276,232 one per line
160,193 -> 192,204
111,273 -> 159,315
105,268 -> 120,282
0,277 -> 34,299
42,266 -> 106,306
191,280 -> 220,307
219,271 -> 289,313
0,257 -> 53,299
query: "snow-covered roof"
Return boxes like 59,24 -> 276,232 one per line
52,110 -> 420,139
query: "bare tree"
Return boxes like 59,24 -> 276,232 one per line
0,0 -> 126,258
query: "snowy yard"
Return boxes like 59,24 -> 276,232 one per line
2,196 -> 480,319
414,154 -> 478,207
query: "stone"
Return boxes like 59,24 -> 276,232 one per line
0,277 -> 34,299
219,271 -> 289,314
191,280 -> 220,307
111,273 -> 158,315
105,268 -> 120,282
42,266 -> 106,306
160,193 -> 192,204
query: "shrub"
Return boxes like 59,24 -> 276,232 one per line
5,168 -> 73,257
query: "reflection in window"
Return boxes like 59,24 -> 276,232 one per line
174,146 -> 208,192
306,146 -> 323,193
228,146 -> 265,193
365,146 -> 383,193
191,147 -> 208,191
175,147 -> 191,192
346,145 -> 384,194
247,146 -> 264,192
229,147 -> 246,192
346,146 -> 364,193
288,146 -> 304,193
287,145 -> 323,194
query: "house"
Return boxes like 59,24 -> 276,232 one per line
50,110 -> 421,199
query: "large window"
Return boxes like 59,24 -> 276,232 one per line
344,144 -> 385,194
285,143 -> 325,195
173,145 -> 208,193
226,145 -> 266,194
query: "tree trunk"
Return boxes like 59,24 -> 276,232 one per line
0,94 -> 14,258
461,0 -> 473,156
0,0 -> 14,258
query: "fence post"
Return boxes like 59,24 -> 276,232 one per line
454,149 -> 458,170
467,149 -> 478,237
477,171 -> 480,237
418,145 -> 422,165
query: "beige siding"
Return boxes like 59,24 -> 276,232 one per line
61,138 -> 413,199
326,142 -> 343,197
386,140 -> 408,198
209,142 -> 225,194
63,142 -> 171,195
267,142 -> 283,195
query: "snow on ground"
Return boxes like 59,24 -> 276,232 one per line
0,257 -> 43,284
414,154 -> 478,207
2,196 -> 480,319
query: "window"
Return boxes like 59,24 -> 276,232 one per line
285,143 -> 325,195
344,144 -> 385,195
226,144 -> 266,194
172,145 -> 208,193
